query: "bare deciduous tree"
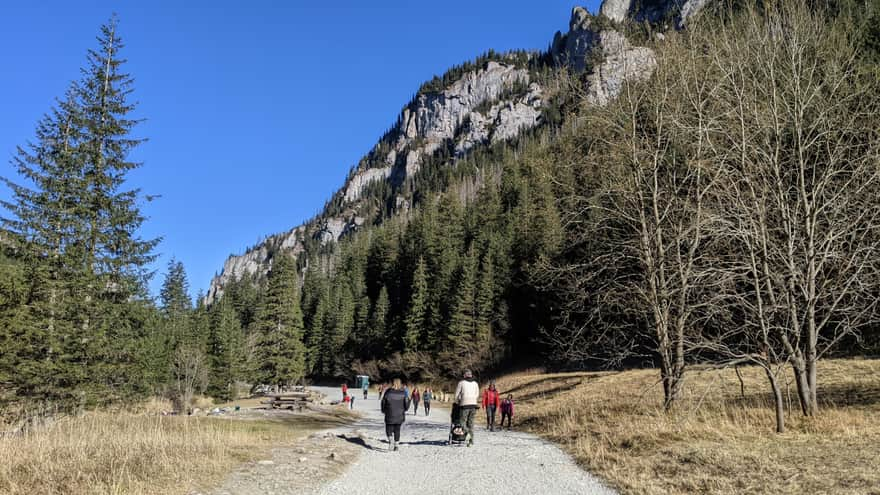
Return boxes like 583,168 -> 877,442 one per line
712,2 -> 880,419
171,345 -> 207,413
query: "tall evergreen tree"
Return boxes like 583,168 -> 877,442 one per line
371,286 -> 390,353
253,254 -> 306,388
0,17 -> 157,407
404,257 -> 428,352
207,298 -> 244,400
444,246 -> 478,372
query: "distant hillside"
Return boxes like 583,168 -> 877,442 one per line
204,1 -> 701,303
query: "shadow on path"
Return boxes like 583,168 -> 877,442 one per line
400,439 -> 449,446
336,433 -> 380,451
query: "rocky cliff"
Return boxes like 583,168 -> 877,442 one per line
205,0 -> 706,304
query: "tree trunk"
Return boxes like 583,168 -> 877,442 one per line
765,367 -> 786,433
806,350 -> 818,414
792,356 -> 813,416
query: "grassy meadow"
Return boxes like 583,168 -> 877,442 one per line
0,400 -> 353,495
494,359 -> 880,494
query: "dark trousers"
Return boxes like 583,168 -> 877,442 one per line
385,423 -> 401,441
363,389 -> 368,399
412,400 -> 420,414
501,411 -> 512,428
424,401 -> 431,415
486,405 -> 497,428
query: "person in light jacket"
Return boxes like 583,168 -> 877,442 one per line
454,369 -> 480,447
380,378 -> 410,451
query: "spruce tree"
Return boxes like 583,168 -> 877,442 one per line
160,259 -> 192,348
305,293 -> 328,376
253,254 -> 306,388
475,250 -> 494,347
327,281 -> 355,375
207,298 -> 244,400
404,257 -> 428,352
0,17 -> 157,406
371,285 -> 390,354
445,246 -> 477,367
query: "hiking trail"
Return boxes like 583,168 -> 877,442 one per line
302,386 -> 615,495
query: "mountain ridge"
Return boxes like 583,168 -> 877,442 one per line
205,1 -> 703,303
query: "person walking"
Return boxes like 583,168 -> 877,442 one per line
454,369 -> 480,447
349,393 -> 356,409
423,388 -> 433,416
362,377 -> 370,400
380,378 -> 410,451
341,382 -> 348,402
411,388 -> 421,415
482,381 -> 501,432
500,394 -> 514,430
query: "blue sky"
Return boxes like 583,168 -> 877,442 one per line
0,1 -> 600,300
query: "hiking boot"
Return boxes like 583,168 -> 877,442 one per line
387,436 -> 394,451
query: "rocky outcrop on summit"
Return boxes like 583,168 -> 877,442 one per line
555,7 -> 657,106
344,61 -> 543,203
599,0 -> 710,27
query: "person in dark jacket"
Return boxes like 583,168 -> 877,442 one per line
423,388 -> 433,416
380,378 -> 410,451
500,394 -> 514,430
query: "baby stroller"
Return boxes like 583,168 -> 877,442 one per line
448,403 -> 467,446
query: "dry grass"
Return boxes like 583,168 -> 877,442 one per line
0,403 -> 352,495
494,358 -> 880,495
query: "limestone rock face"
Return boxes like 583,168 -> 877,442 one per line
678,0 -> 710,27
597,0 -> 710,26
205,245 -> 268,304
341,60 -> 543,205
585,30 -> 657,106
563,6 -> 598,71
343,166 -> 392,202
599,0 -> 631,22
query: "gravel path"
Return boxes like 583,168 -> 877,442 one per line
306,386 -> 615,495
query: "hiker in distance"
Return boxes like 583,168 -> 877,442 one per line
381,378 -> 411,451
454,369 -> 480,447
423,388 -> 433,416
412,387 -> 421,415
483,381 -> 501,431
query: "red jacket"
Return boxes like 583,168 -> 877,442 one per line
482,387 -> 501,409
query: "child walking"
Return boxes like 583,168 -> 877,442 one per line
500,394 -> 514,429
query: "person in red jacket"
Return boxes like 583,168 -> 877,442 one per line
482,381 -> 501,431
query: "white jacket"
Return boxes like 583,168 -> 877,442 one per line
454,379 -> 480,407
